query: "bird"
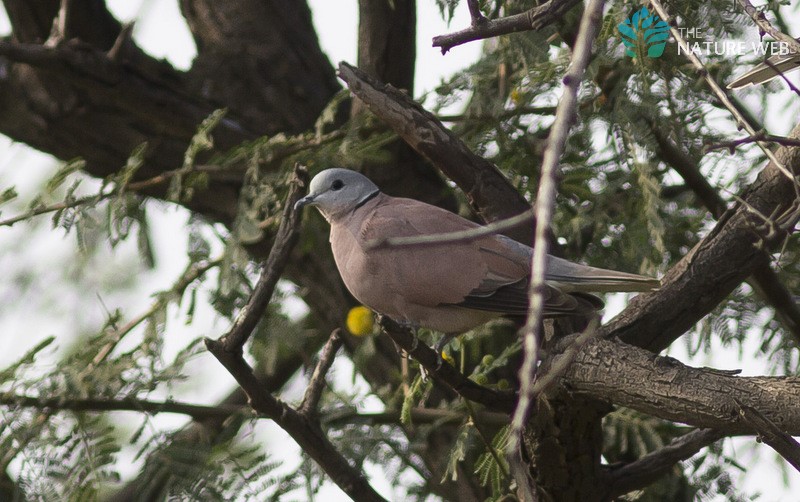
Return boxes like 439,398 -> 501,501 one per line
727,50 -> 800,89
294,168 -> 659,339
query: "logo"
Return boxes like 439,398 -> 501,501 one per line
618,6 -> 670,58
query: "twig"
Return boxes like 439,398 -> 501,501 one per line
704,133 -> 800,153
432,0 -> 582,54
0,164 -> 227,228
648,0 -> 799,194
214,164 -> 307,352
0,393 -> 247,420
322,407 -> 509,427
437,105 -> 557,122
377,316 -> 515,413
506,0 -> 606,498
337,61 -> 534,244
532,317 -> 600,397
367,208 -> 533,250
205,166 -> 385,502
299,330 -> 344,416
650,126 -> 800,343
734,0 -> 800,54
81,257 -> 221,378
737,401 -> 800,473
606,428 -> 725,498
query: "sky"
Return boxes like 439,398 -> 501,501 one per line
0,0 -> 798,500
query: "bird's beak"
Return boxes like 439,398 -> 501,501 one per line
294,194 -> 316,211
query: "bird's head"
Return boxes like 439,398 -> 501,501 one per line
294,168 -> 380,222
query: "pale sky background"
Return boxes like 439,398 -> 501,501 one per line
0,0 -> 798,500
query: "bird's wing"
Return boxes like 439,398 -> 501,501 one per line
360,197 -> 601,316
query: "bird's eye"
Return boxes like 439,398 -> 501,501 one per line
331,180 -> 344,190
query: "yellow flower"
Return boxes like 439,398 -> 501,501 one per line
441,350 -> 455,366
346,306 -> 375,336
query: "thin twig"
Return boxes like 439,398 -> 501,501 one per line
737,400 -> 800,473
322,407 -> 509,427
377,316 -> 515,413
215,164 -> 307,352
299,330 -> 344,416
80,257 -> 221,378
367,208 -> 533,250
705,133 -> 800,153
506,0 -> 606,498
0,393 -> 247,420
649,0 -> 799,194
432,0 -> 582,54
735,0 -> 800,53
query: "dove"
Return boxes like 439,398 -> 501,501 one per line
295,168 -> 659,336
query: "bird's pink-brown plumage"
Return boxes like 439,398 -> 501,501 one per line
297,168 -> 659,334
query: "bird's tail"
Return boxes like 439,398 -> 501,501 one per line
545,255 -> 660,293
727,54 -> 800,89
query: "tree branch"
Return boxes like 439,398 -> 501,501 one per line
737,401 -> 800,473
564,338 -> 800,434
0,393 -> 247,420
377,317 -> 515,413
337,61 -> 534,244
214,165 -> 307,351
606,428 -> 725,498
650,125 -> 800,343
431,0 -> 582,54
299,330 -> 344,416
605,118 -> 800,352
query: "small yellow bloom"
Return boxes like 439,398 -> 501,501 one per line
441,350 -> 455,366
346,306 -> 375,336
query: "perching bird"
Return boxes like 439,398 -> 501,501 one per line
295,168 -> 659,335
727,50 -> 800,89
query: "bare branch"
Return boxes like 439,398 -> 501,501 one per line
0,393 -> 247,420
650,126 -> 800,343
649,0 -> 798,191
606,428 -> 725,498
299,330 -> 344,416
322,407 -> 509,427
565,338 -> 800,434
432,0 -> 582,54
377,316 -> 515,413
737,401 -> 800,473
705,133 -> 800,153
213,165 -> 307,352
734,0 -> 800,53
507,0 -> 606,496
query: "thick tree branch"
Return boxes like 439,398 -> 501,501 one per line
431,0 -> 582,54
605,428 -> 725,498
650,126 -> 800,342
564,338 -> 800,434
604,120 -> 800,352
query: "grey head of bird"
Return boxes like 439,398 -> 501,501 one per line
294,168 -> 379,222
